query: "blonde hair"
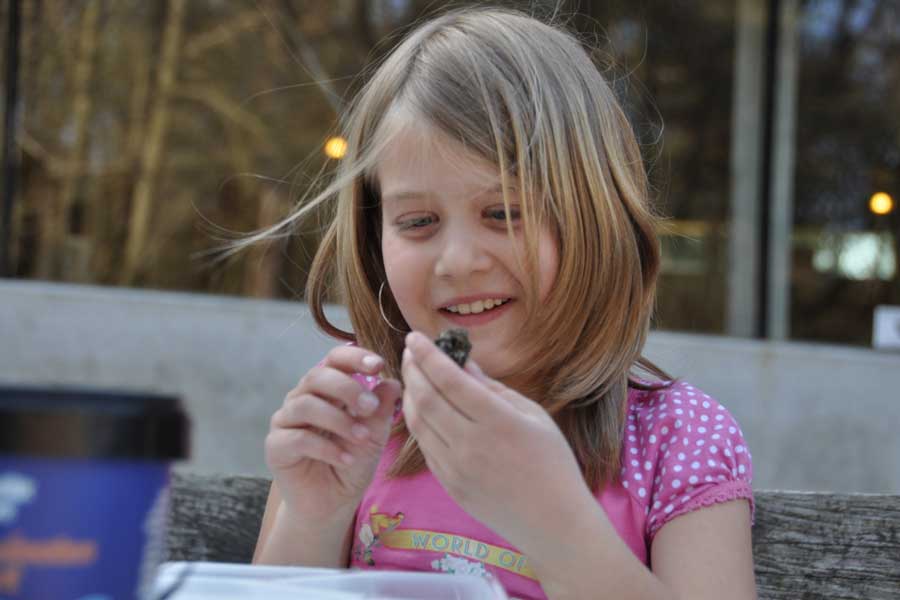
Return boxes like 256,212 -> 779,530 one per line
244,6 -> 670,491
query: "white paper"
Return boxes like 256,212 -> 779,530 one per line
152,561 -> 510,600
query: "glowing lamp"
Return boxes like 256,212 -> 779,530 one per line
324,136 -> 348,160
869,192 -> 894,216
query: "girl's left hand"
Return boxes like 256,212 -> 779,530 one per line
401,331 -> 593,555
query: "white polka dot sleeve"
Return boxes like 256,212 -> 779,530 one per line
624,381 -> 754,541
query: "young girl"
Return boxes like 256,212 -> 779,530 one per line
252,7 -> 756,599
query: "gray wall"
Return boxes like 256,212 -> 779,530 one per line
2,281 -> 898,492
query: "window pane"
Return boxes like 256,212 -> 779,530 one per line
573,3 -> 737,334
791,0 -> 900,345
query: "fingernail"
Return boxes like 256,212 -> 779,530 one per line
359,392 -> 379,413
341,452 -> 355,465
352,424 -> 370,440
362,355 -> 383,371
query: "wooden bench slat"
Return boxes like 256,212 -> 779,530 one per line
751,491 -> 900,599
165,473 -> 900,599
166,473 -> 270,564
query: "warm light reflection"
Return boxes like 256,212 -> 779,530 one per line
324,136 -> 348,159
869,192 -> 894,215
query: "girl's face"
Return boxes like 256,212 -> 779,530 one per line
378,123 -> 559,381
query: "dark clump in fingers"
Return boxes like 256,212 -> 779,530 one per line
435,328 -> 471,368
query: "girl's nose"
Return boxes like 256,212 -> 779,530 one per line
434,228 -> 492,279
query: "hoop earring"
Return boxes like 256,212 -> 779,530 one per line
378,282 -> 407,333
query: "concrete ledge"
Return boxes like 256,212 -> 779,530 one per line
1,281 -> 351,475
2,281 -> 898,491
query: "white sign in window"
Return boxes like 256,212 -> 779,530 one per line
873,306 -> 900,350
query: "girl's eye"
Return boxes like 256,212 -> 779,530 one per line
485,205 -> 521,223
397,214 -> 437,230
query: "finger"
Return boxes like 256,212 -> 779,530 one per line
333,378 -> 403,463
374,377 -> 403,402
356,378 -> 402,444
413,425 -> 454,487
265,428 -> 354,470
369,378 -> 402,423
320,345 -> 385,376
464,359 -> 507,394
405,331 -> 504,422
299,367 -> 382,418
402,402 -> 453,486
273,395 -> 371,444
465,359 -> 541,414
402,349 -> 468,441
401,379 -> 451,450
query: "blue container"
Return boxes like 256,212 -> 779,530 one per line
0,386 -> 190,600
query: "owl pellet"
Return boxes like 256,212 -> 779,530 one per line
434,328 -> 471,368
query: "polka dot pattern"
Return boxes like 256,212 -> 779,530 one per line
622,380 -> 754,540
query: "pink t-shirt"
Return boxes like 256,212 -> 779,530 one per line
348,376 -> 754,599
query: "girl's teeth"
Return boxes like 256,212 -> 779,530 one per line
446,298 -> 508,314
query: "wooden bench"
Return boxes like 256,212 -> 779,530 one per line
165,473 -> 900,599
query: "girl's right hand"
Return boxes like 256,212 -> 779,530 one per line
264,346 -> 402,524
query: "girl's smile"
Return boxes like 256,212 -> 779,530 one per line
437,295 -> 515,327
